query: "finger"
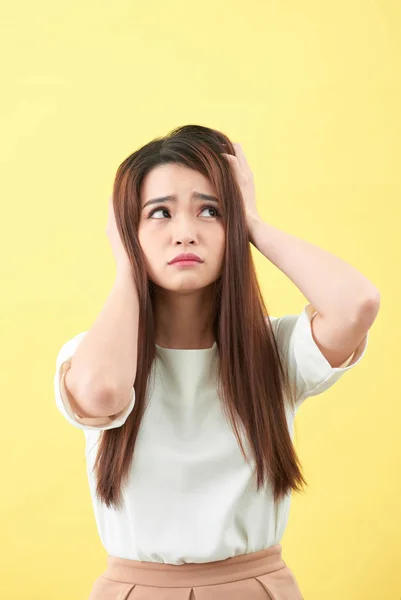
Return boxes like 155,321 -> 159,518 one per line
232,143 -> 249,171
221,153 -> 241,174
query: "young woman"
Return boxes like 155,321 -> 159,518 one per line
54,124 -> 379,599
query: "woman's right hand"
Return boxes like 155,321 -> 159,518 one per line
106,195 -> 132,273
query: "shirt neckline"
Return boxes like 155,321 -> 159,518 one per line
155,341 -> 217,351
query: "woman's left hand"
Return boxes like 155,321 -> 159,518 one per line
222,143 -> 261,227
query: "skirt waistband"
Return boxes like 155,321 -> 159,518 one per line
103,544 -> 286,587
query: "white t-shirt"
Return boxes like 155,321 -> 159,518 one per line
54,303 -> 368,564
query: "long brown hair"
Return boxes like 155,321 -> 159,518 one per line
94,124 -> 307,509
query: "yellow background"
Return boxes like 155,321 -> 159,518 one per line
1,1 -> 398,598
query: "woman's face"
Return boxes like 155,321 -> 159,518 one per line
138,163 -> 225,293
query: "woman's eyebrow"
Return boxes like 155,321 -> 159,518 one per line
142,192 -> 219,210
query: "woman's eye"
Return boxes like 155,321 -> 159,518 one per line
148,208 -> 169,219
200,206 -> 219,217
148,205 -> 219,219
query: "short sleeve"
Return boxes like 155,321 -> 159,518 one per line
54,331 -> 136,431
269,304 -> 369,413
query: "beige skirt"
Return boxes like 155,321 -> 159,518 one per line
88,543 -> 303,599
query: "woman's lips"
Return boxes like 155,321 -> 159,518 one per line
170,260 -> 201,266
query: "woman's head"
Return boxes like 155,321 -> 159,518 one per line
111,124 -> 248,300
94,125 -> 307,510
